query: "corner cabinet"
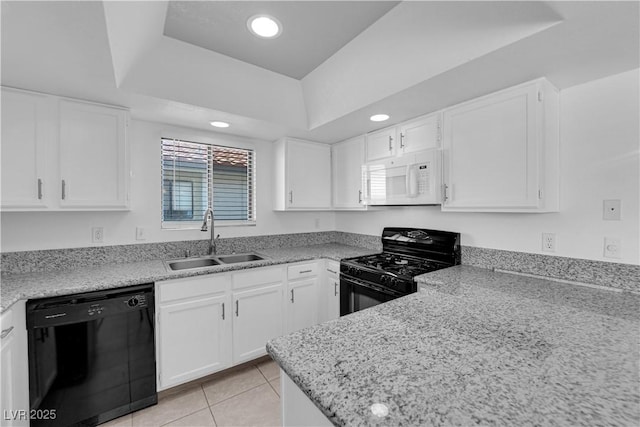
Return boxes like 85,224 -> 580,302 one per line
441,78 -> 559,212
0,87 -> 130,211
273,138 -> 331,210
331,135 -> 366,210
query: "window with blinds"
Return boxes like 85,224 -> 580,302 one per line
161,138 -> 255,226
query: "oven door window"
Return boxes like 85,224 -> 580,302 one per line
340,278 -> 403,316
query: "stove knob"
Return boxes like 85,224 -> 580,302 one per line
380,275 -> 390,285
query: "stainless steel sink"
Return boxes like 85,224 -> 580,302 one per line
216,253 -> 266,264
165,252 -> 267,271
167,258 -> 220,271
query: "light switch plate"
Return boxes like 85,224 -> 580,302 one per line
603,200 -> 621,220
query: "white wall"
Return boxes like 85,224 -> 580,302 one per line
0,121 -> 336,252
336,69 -> 640,265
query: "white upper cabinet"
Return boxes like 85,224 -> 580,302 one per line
331,135 -> 366,210
273,137 -> 331,210
58,99 -> 129,209
364,112 -> 441,163
441,78 -> 559,212
0,87 -> 130,211
365,127 -> 397,162
398,113 -> 441,155
1,88 -> 51,209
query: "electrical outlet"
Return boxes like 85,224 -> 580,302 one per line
136,227 -> 146,241
92,227 -> 104,244
604,237 -> 621,259
542,233 -> 556,252
603,200 -> 621,220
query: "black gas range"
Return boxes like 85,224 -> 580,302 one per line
340,227 -> 461,316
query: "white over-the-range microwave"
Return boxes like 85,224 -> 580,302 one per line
361,149 -> 442,206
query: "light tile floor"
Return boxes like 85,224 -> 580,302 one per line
101,358 -> 281,427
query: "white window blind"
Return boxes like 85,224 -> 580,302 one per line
161,138 -> 255,225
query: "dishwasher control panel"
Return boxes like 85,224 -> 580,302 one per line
125,294 -> 148,308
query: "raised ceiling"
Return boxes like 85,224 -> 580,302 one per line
163,1 -> 399,79
1,1 -> 638,144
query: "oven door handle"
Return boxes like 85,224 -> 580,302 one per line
340,276 -> 404,297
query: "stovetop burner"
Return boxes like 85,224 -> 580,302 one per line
354,253 -> 449,279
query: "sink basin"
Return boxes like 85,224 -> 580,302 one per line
167,258 -> 219,271
216,253 -> 266,264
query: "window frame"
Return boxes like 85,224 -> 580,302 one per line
161,136 -> 256,230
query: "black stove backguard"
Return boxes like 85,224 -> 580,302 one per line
381,227 -> 461,265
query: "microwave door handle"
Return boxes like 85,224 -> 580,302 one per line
406,165 -> 418,197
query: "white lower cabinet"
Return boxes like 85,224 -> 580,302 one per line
286,262 -> 319,333
325,261 -> 341,321
232,284 -> 283,364
1,301 -> 29,427
156,275 -> 232,390
156,261 -> 329,391
287,278 -> 319,333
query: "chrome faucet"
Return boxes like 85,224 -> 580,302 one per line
201,208 -> 219,255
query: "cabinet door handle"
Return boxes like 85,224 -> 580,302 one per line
37,178 -> 43,200
61,179 -> 66,200
334,282 -> 338,296
327,269 -> 337,275
388,136 -> 393,151
1,326 -> 14,339
443,184 -> 448,203
400,133 -> 405,148
290,289 -> 294,303
289,191 -> 293,204
299,269 -> 312,274
235,300 -> 239,317
222,303 -> 225,320
358,190 -> 362,204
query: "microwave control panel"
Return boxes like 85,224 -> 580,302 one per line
418,164 -> 430,194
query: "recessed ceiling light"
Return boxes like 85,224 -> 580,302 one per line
247,15 -> 282,38
210,121 -> 230,128
370,114 -> 390,122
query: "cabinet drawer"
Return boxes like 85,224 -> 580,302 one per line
233,266 -> 284,290
288,262 -> 319,280
325,261 -> 339,277
158,274 -> 230,303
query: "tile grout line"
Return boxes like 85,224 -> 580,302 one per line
204,366 -> 271,409
256,361 -> 281,397
156,385 -> 210,427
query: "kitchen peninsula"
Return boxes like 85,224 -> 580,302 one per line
267,266 -> 640,426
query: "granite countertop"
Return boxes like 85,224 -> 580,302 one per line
0,243 -> 376,312
267,265 -> 640,426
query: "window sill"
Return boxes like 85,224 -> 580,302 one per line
162,220 -> 257,230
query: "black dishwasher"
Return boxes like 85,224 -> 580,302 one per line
26,284 -> 157,427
